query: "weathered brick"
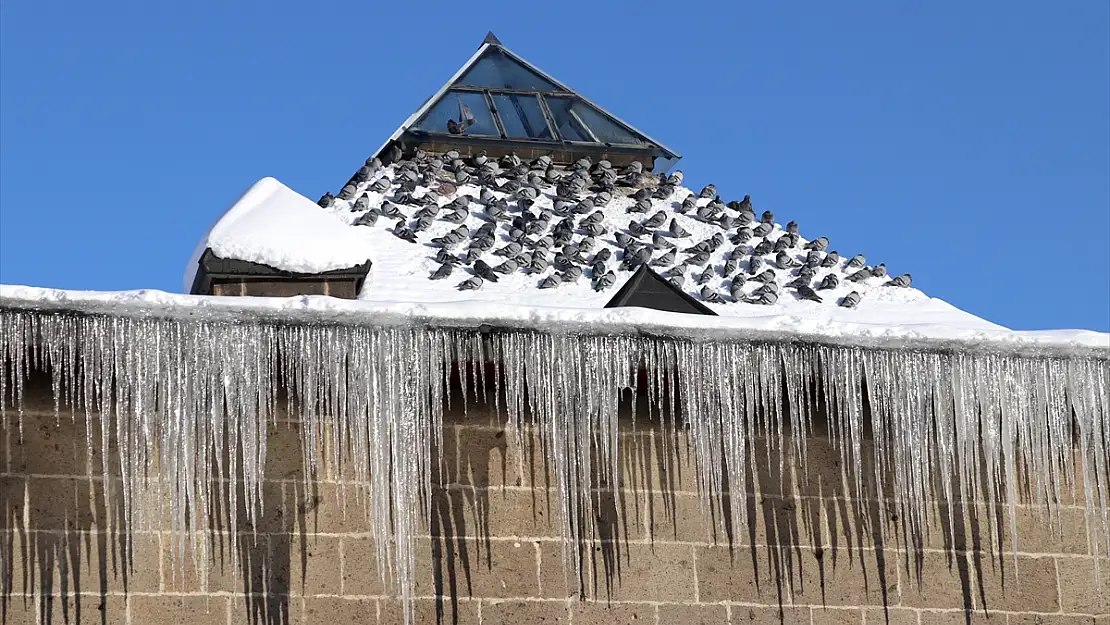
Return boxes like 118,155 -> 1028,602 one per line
917,609 -> 1001,624
657,602 -> 728,625
377,597 -> 479,625
864,607 -> 919,624
453,424 -> 529,488
1008,614 -> 1106,625
790,546 -> 898,607
1057,557 -> 1110,614
437,538 -> 539,599
300,597 -> 376,624
694,544 -> 786,604
290,535 -> 343,596
161,534 -> 242,593
810,606 -> 867,624
482,599 -> 570,624
439,485 -> 562,540
898,551 -> 976,610
570,601 -> 655,625
341,537 -> 388,596
975,556 -> 1059,613
731,606 -> 810,624
129,595 -> 228,625
17,594 -> 128,625
581,542 -> 694,602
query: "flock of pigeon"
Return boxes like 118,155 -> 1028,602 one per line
315,144 -> 912,309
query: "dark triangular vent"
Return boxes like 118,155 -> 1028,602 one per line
605,265 -> 717,316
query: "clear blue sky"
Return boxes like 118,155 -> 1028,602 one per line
1,2 -> 1107,331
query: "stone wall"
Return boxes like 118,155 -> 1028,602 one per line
1,374 -> 1106,625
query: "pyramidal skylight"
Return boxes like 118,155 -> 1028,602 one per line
375,32 -> 680,172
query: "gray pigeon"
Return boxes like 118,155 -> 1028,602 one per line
652,232 -> 676,249
538,274 -> 562,289
493,259 -> 520,274
352,193 -> 370,212
353,211 -> 378,227
457,276 -> 483,291
318,192 -> 335,208
729,280 -> 746,302
752,222 -> 774,238
628,221 -> 650,237
795,285 -> 822,303
761,211 -> 775,225
527,257 -> 549,274
435,249 -> 461,265
817,273 -> 839,290
582,210 -> 605,225
749,256 -> 765,274
561,266 -> 584,283
804,237 -> 829,251
379,202 -> 403,219
369,178 -> 390,193
696,266 -> 714,285
412,214 -> 434,232
805,251 -> 823,268
679,196 -> 697,214
650,249 -> 676,267
700,286 -> 724,303
746,291 -> 780,306
473,260 -> 500,282
820,251 -> 840,267
479,188 -> 497,205
736,210 -> 755,226
846,268 -> 873,282
668,274 -> 687,288
699,184 -> 717,199
839,291 -> 861,308
785,276 -> 810,289
684,240 -> 711,254
730,228 -> 753,244
593,270 -> 616,292
685,251 -> 711,267
752,269 -> 777,284
578,237 -> 596,252
669,219 -> 691,238
872,263 -> 887,278
798,266 -> 817,280
773,237 -> 792,253
785,220 -> 799,235
442,209 -> 468,224
469,236 -> 494,252
885,273 -> 912,287
494,242 -> 523,257
847,254 -> 866,269
429,264 -> 454,280
486,204 -> 507,221
661,266 -> 685,279
724,258 -> 739,275
581,223 -> 606,238
593,248 -> 613,263
752,282 -> 780,297
393,225 -> 418,243
752,239 -> 774,256
776,252 -> 802,270
643,211 -> 668,229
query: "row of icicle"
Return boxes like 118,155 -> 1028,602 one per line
1,309 -> 1108,623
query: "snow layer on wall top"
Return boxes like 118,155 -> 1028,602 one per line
1,284 -> 1108,357
183,177 -> 374,290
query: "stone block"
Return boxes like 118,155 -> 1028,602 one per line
1009,614 -> 1107,625
290,535 -> 343,596
975,555 -> 1059,613
300,597 -> 376,624
693,544 -> 783,604
810,606 -> 867,624
570,601 -> 655,624
437,486 -> 561,541
22,594 -> 128,625
864,607 -> 919,624
1057,557 -> 1110,614
453,425 -> 529,488
481,599 -> 570,624
129,596 -> 228,625
657,602 -> 728,625
377,598 -> 479,625
730,606 -> 810,624
440,538 -> 540,599
341,537 -> 389,596
789,546 -> 898,607
899,551 -> 976,610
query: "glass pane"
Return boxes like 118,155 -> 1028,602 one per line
413,91 -> 500,137
457,50 -> 562,91
572,101 -> 647,145
492,94 -> 552,140
543,96 -> 591,142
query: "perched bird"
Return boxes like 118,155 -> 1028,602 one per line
392,224 -> 417,243
493,259 -> 519,274
737,195 -> 753,212
379,202 -> 403,219
752,222 -> 774,238
730,228 -> 753,244
494,242 -> 523,257
773,237 -> 792,253
820,251 -> 840,267
662,266 -> 685,279
351,193 -> 370,212
723,258 -> 739,275
486,204 -> 507,221
561,266 -> 584,283
752,269 -> 777,284
761,210 -> 775,225
643,211 -> 668,229
748,256 -> 765,274
798,266 -> 817,280
685,251 -> 711,267
804,237 -> 829,251
457,276 -> 483,290
429,264 -> 454,280
538,275 -> 562,289
469,236 -> 494,252
701,286 -> 724,303
847,254 -> 866,269
785,276 -> 810,289
752,282 -> 780,297
718,214 -> 737,230
707,233 -> 725,250
776,251 -> 802,270
729,279 -> 746,302
527,257 -> 550,274
679,196 -> 697,214
746,291 -> 780,306
817,274 -> 839,290
839,291 -> 861,308
872,263 -> 887,278
696,266 -> 714,285
736,209 -> 755,226
593,270 -> 616,292
369,178 -> 390,193
628,221 -> 650,236
650,249 -> 676,267
795,285 -> 823,303
684,240 -> 711,254
479,188 -> 497,205
752,239 -> 774,256
353,211 -> 378,227
669,219 -> 691,238
412,214 -> 434,232
785,220 -> 799,235
667,274 -> 686,288
435,249 -> 461,265
593,248 -> 613,263
473,260 -> 500,283
699,184 -> 717,199
652,232 -> 676,249
885,273 -> 912,287
846,268 -> 873,282
805,251 -> 823,268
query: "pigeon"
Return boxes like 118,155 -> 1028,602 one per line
846,268 -> 873,282
847,254 -> 866,269
633,188 -> 653,201
736,209 -> 755,226
353,211 -> 378,227
872,263 -> 887,278
538,274 -> 562,289
798,266 -> 817,280
643,211 -> 668,229
748,256 -> 765,274
752,282 -> 780,297
886,273 -> 912,287
724,258 -> 740,275
462,249 -> 482,265
622,247 -> 652,269
699,184 -> 717,199
795,285 -> 823,303
662,266 -> 685,279
746,291 -> 780,306
804,237 -> 829,251
804,251 -> 823,268
679,196 -> 697,214
839,291 -> 861,308
494,242 -> 523,257
730,228 -> 753,245
561,266 -> 584,283
592,270 -> 616,291
351,193 -> 370,212
627,198 -> 652,214
669,219 -> 691,238
650,249 -> 676,267
493,259 -> 519,274
752,223 -> 774,238
369,178 -> 391,193
593,248 -> 613,264
473,222 -> 496,239
696,266 -> 714,285
781,233 -> 800,249
752,239 -> 774,256
685,251 -> 711,267
773,237 -> 793,253
718,214 -> 738,230
667,274 -> 687,288
652,232 -> 676,249
527,257 -> 550,274
412,214 -> 434,232
817,274 -> 839,290
516,186 -> 538,201
628,221 -> 650,236
785,276 -> 811,289
707,233 -> 725,251
729,280 -> 746,302
820,251 -> 840,268
473,260 -> 500,283
701,286 -> 724,303
457,276 -> 483,291
435,249 -> 461,265
392,225 -> 418,243
469,236 -> 494,252
684,240 -> 711,254
429,264 -> 454,280
785,220 -> 799,235
379,203 -> 403,219
752,269 -> 777,284
776,252 -> 802,270
761,211 -> 775,225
